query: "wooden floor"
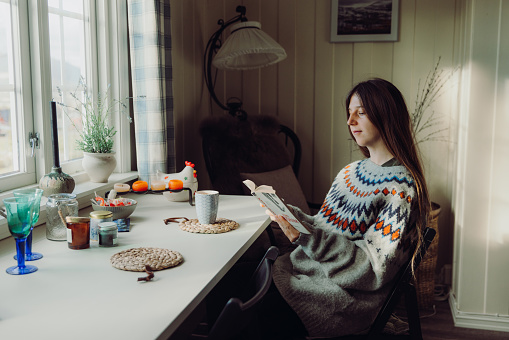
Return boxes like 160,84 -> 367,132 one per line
404,299 -> 509,340
175,295 -> 509,340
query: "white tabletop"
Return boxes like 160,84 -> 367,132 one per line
0,194 -> 270,340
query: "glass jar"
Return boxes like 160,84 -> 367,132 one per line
66,217 -> 90,250
98,222 -> 118,247
46,193 -> 79,241
89,211 -> 113,247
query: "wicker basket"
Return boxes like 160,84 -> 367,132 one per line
415,202 -> 441,309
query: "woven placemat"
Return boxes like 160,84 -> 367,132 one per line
110,247 -> 183,272
179,218 -> 239,234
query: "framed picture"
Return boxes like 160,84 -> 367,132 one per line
330,0 -> 399,43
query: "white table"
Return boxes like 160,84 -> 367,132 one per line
0,194 -> 270,340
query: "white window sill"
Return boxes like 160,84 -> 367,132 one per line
0,171 -> 138,241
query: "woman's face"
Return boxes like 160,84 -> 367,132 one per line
347,94 -> 383,150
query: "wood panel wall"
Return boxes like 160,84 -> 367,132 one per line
170,0 -> 459,273
451,0 -> 509,328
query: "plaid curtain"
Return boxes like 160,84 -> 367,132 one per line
127,0 -> 175,183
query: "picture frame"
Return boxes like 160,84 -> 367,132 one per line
330,0 -> 399,43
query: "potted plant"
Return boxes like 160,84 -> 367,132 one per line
411,57 -> 456,308
57,77 -> 132,183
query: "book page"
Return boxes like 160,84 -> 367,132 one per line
243,180 -> 310,234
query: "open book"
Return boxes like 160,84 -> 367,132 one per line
243,180 -> 310,234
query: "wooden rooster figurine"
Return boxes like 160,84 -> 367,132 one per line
158,161 -> 198,202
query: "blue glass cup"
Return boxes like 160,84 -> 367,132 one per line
3,196 -> 38,275
13,188 -> 44,261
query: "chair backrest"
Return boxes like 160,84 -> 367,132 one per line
207,246 -> 279,340
200,115 -> 301,195
278,124 -> 302,177
366,226 -> 436,339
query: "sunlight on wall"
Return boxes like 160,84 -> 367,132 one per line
492,78 -> 509,246
453,60 -> 472,236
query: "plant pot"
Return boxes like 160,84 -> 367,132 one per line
82,152 -> 117,183
415,201 -> 441,309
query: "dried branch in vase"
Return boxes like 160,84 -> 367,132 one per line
412,57 -> 457,145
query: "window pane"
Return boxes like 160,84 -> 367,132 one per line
62,17 -> 85,85
48,13 -> 62,88
63,0 -> 84,14
0,3 -> 11,86
48,1 -> 87,163
0,2 -> 19,177
47,0 -> 59,8
0,93 -> 17,175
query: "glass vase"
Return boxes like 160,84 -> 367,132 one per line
46,193 -> 78,241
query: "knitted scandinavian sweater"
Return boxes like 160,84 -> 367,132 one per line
272,159 -> 419,337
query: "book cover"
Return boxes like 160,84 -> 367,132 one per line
243,180 -> 310,234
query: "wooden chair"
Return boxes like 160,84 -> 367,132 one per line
192,246 -> 279,340
307,227 -> 436,340
200,114 -> 302,197
200,115 -> 320,254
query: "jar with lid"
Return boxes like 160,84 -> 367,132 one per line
89,211 -> 113,247
98,222 -> 118,247
46,194 -> 79,241
66,217 -> 90,250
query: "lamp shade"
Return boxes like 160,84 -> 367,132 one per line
212,21 -> 287,70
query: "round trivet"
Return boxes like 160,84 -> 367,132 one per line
179,218 -> 239,234
110,247 -> 183,272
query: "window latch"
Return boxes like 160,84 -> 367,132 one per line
29,132 -> 40,158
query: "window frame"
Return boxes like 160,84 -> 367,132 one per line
0,0 -> 130,189
0,0 -> 37,192
0,0 -> 132,239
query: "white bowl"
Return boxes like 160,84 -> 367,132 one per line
92,198 -> 137,219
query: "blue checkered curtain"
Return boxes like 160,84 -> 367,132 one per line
127,0 -> 175,182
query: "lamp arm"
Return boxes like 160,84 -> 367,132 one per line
204,7 -> 247,115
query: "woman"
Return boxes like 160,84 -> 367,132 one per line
259,78 -> 431,338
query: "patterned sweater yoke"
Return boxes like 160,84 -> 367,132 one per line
320,159 -> 415,243
272,159 -> 419,337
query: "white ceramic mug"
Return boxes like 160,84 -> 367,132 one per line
195,190 -> 219,224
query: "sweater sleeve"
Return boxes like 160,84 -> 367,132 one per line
286,204 -> 316,229
292,193 -> 414,291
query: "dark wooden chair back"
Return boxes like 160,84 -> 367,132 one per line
206,246 -> 279,340
200,115 -> 301,195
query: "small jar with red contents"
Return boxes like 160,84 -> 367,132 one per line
66,217 -> 90,250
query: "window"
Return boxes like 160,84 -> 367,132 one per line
0,1 -> 16,175
0,0 -> 130,193
48,0 -> 89,164
0,0 -> 35,191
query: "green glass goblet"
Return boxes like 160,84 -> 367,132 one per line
3,196 -> 38,275
13,188 -> 44,261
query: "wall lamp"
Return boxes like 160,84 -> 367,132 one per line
204,5 -> 287,119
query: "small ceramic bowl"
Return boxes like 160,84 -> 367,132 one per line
92,198 -> 137,219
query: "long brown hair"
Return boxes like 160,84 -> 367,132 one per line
345,78 -> 430,271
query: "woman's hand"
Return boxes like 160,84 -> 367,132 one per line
263,205 -> 300,243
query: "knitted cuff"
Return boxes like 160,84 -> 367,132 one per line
287,204 -> 315,226
293,231 -> 311,246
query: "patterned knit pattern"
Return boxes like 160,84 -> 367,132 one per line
272,159 -> 418,337
320,159 -> 414,245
